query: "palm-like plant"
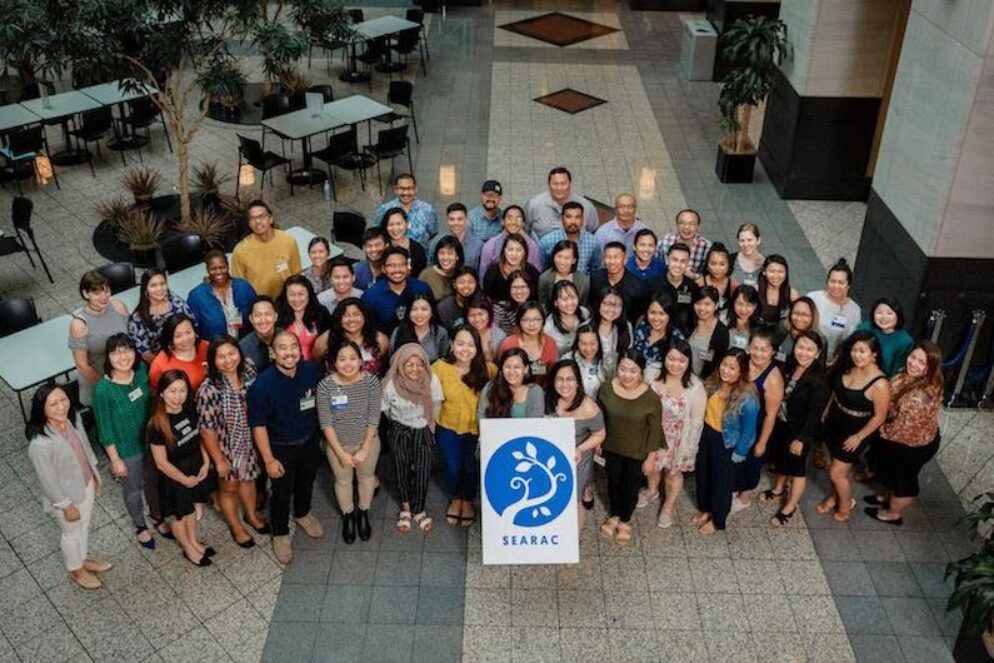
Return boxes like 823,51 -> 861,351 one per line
116,208 -> 165,250
947,492 -> 994,655
177,207 -> 233,248
717,16 -> 791,154
191,162 -> 233,194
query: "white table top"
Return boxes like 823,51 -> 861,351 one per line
0,226 -> 322,392
0,104 -> 41,133
261,94 -> 392,140
326,95 -> 393,125
353,16 -> 420,40
19,90 -> 102,121
80,80 -> 156,106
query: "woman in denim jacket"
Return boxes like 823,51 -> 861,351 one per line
693,348 -> 759,534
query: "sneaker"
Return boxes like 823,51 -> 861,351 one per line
729,497 -> 750,516
272,535 -> 293,564
636,489 -> 659,509
294,513 -> 325,539
657,510 -> 674,529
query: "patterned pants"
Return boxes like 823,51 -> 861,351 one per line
388,421 -> 435,515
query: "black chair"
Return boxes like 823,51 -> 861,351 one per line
1,125 -> 59,193
261,93 -> 292,153
16,81 -> 56,102
375,80 -> 420,144
161,233 -> 206,273
332,210 -> 367,250
308,84 -> 335,103
405,9 -> 430,64
236,134 -> 293,197
311,127 -> 367,200
97,262 -> 137,294
0,197 -> 53,283
364,125 -> 413,193
0,296 -> 41,337
392,28 -> 426,78
69,107 -> 116,173
348,9 -> 365,23
356,38 -> 388,90
123,97 -> 173,154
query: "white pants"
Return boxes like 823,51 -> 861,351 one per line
54,480 -> 95,571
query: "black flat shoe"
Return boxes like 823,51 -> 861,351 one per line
231,531 -> 256,549
183,552 -> 212,567
250,522 -> 271,535
864,507 -> 902,526
357,509 -> 372,541
153,519 -> 175,540
581,498 -> 594,511
862,495 -> 889,507
342,511 -> 356,545
203,546 -> 218,558
136,527 -> 156,550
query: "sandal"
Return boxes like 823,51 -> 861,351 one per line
615,523 -> 632,546
396,511 -> 413,533
833,498 -> 857,522
599,518 -> 619,540
864,507 -> 902,526
815,499 -> 836,515
460,503 -> 476,528
769,509 -> 795,528
760,489 -> 785,503
413,512 -> 433,532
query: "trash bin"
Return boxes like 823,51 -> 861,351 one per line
680,19 -> 717,81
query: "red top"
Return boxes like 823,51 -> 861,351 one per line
287,322 -> 319,361
149,341 -> 210,393
499,334 -> 559,387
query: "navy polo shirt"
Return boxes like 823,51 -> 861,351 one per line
247,360 -> 322,445
360,277 -> 432,335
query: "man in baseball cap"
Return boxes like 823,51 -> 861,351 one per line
468,179 -> 504,241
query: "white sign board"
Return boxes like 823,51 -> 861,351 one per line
306,92 -> 324,115
479,418 -> 579,565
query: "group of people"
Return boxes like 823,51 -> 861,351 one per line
27,166 -> 943,589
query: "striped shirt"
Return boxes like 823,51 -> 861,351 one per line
316,373 -> 382,449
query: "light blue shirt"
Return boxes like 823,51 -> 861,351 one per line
594,217 -> 648,254
538,228 -> 602,274
374,198 -> 439,248
467,205 -> 503,242
525,191 -> 598,240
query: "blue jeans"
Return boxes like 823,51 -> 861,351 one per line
435,425 -> 478,499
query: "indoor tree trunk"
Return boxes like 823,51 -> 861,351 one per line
177,139 -> 192,225
734,104 -> 753,153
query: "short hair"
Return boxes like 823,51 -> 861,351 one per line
379,206 -> 408,230
247,200 -> 272,215
249,295 -> 276,315
828,258 -> 854,286
547,167 -> 572,182
394,173 -> 416,186
633,228 -> 657,245
433,235 -> 465,270
308,236 -> 331,254
737,222 -> 761,239
870,297 -> 906,330
328,256 -> 354,274
668,242 -> 691,256
362,227 -> 389,244
383,245 -> 410,263
78,270 -> 109,298
203,249 -> 227,265
102,333 -> 139,375
160,313 -> 197,356
561,201 -> 584,216
675,209 -> 701,225
446,202 -> 468,216
272,329 -> 300,348
550,240 -> 578,273
603,241 -> 626,254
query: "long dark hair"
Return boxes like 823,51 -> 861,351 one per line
136,269 -> 172,331
102,333 -> 140,376
432,235 -> 465,272
550,239 -> 578,275
832,329 -> 881,378
308,237 -> 332,278
514,301 -> 546,339
550,280 -> 583,335
662,339 -> 694,388
452,266 -> 479,306
591,287 -> 630,353
393,292 -> 441,348
25,384 -> 76,440
757,254 -> 791,317
330,297 -> 378,350
486,347 -> 532,417
892,341 -> 943,402
545,359 -> 584,414
328,339 -> 364,374
571,323 -> 602,364
729,284 -> 762,330
642,292 -> 675,355
703,242 -> 733,279
499,233 -> 530,269
206,335 -> 247,385
276,274 -> 326,332
160,313 -> 197,357
147,369 -> 195,450
465,292 -> 494,330
446,325 -> 490,392
786,329 -> 825,376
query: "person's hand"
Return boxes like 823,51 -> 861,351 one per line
215,458 -> 231,481
266,458 -> 285,479
196,463 -> 210,482
337,450 -> 356,469
789,440 -> 803,457
842,435 -> 862,452
574,450 -> 583,466
753,442 -> 766,458
111,459 -> 127,478
183,473 -> 201,488
352,447 -> 368,467
731,452 -> 746,464
63,504 -> 80,522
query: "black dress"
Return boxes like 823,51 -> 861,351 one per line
147,410 -> 209,519
824,372 -> 886,465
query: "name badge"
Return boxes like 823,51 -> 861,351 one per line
229,313 -> 243,329
592,453 -> 606,468
743,278 -> 757,287
331,394 -> 349,410
677,292 -> 692,305
775,351 -> 787,363
299,389 -> 316,411
700,349 -> 714,362
275,261 -> 289,274
732,336 -> 748,349
127,388 -> 143,402
396,305 -> 406,320
532,362 -> 546,376
830,315 -> 847,330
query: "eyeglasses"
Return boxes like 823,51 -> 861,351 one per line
555,375 -> 577,383
601,300 -> 622,309
248,213 -> 271,222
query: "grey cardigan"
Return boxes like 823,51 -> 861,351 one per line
477,383 -> 544,420
28,415 -> 100,511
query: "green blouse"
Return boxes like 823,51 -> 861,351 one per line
598,381 -> 664,460
91,364 -> 152,460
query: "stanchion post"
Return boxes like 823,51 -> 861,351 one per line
928,309 -> 947,343
949,310 -> 987,407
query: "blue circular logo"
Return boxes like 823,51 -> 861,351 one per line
484,436 -> 573,527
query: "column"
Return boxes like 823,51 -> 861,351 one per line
853,0 -> 994,332
757,0 -> 908,200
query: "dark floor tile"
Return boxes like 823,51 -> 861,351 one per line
422,525 -> 468,553
375,551 -> 423,587
361,624 -> 414,663
866,562 -> 921,597
882,597 -> 941,637
809,529 -> 861,561
416,586 -> 465,625
420,552 -> 466,588
927,597 -> 962,638
281,549 -> 332,585
834,596 -> 893,635
910,563 -> 954,599
853,530 -> 906,562
321,585 -> 372,624
895,532 -> 950,564
413,625 -> 462,663
368,585 -> 419,625
898,635 -> 956,663
329,549 -> 378,585
261,621 -> 317,662
272,584 -> 327,622
848,634 -> 905,663
821,561 -> 876,596
498,12 -> 619,48
311,623 -> 366,662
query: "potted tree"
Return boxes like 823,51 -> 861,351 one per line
121,166 -> 162,207
715,16 -> 790,183
115,207 -> 165,268
199,56 -> 246,121
177,207 -> 233,249
947,492 -> 994,659
191,162 -> 232,213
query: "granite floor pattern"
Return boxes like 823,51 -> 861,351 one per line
0,2 -> 990,662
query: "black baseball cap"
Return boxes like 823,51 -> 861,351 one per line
481,180 -> 502,195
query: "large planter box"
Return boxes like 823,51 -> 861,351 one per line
715,145 -> 755,183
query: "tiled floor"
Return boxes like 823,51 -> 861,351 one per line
0,2 -> 990,662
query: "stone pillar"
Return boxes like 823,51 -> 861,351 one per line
758,0 -> 909,200
853,1 -> 994,339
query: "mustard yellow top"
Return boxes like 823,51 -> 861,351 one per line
704,391 -> 727,431
230,229 -> 302,299
431,359 -> 496,435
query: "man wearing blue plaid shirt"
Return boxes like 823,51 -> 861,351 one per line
538,202 -> 603,274
658,209 -> 711,279
373,173 -> 439,249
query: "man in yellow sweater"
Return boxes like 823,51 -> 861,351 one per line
231,200 -> 301,299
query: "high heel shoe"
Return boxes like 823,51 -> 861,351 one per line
342,511 -> 356,544
152,518 -> 175,540
357,509 -> 372,541
183,551 -> 212,567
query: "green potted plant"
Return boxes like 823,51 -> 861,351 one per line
94,196 -> 134,228
191,162 -> 232,212
121,166 -> 162,207
115,208 -> 165,267
198,56 -> 246,120
715,16 -> 791,183
177,207 -> 233,249
947,492 -> 994,659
